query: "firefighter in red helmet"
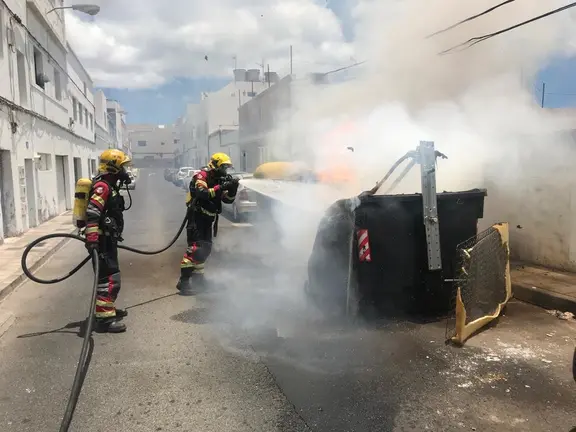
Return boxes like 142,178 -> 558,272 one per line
177,152 -> 239,294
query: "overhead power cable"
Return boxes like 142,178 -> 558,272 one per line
440,1 -> 576,55
427,0 -> 517,38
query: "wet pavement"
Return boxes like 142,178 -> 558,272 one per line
0,168 -> 574,431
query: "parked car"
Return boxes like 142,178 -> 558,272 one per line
181,169 -> 201,191
126,170 -> 136,190
221,172 -> 257,222
173,167 -> 195,187
164,168 -> 178,182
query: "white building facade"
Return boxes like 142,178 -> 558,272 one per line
0,0 -> 108,243
128,124 -> 178,167
178,70 -> 270,169
94,89 -> 114,150
106,99 -> 130,157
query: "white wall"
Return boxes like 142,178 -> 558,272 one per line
0,110 -> 101,241
180,104 -> 199,167
27,0 -> 66,46
94,90 -> 108,129
207,130 -> 241,169
129,124 -> 178,161
189,81 -> 268,167
0,0 -> 103,243
67,44 -> 95,143
26,6 -> 69,127
480,131 -> 576,272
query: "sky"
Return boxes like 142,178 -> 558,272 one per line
65,0 -> 576,124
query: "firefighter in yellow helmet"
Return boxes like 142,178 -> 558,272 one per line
178,152 -> 239,294
85,149 -> 132,333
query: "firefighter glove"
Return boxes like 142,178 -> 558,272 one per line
220,180 -> 235,191
230,179 -> 240,194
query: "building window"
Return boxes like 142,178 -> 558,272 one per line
0,8 -> 4,59
174,138 -> 179,144
84,107 -> 88,126
89,113 -> 93,130
16,51 -> 27,106
72,97 -> 78,121
258,146 -> 268,164
161,142 -> 165,146
79,103 -> 83,123
37,153 -> 52,171
137,140 -> 147,147
54,68 -> 62,101
33,47 -> 45,89
83,81 -> 87,95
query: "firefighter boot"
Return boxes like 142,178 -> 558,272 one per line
177,270 -> 205,296
94,317 -> 127,333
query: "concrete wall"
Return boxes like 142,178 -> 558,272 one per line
0,0 -> 102,243
129,124 -> 177,162
27,0 -> 66,46
67,44 -> 95,142
480,131 -> 576,272
238,76 -> 293,172
0,110 -> 101,241
179,104 -> 199,167
26,6 -> 68,127
207,129 -> 241,170
187,80 -> 268,168
94,90 -> 108,129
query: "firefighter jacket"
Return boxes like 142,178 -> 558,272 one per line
188,167 -> 236,218
85,175 -> 125,243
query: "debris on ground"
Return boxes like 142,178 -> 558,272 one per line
546,310 -> 575,321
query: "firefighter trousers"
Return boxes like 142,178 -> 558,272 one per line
180,208 -> 214,277
92,236 -> 121,319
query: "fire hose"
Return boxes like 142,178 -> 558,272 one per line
20,212 -> 189,432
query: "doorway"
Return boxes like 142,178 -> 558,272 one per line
241,151 -> 247,172
73,157 -> 82,182
0,150 -> 16,240
24,158 -> 37,228
55,155 -> 69,214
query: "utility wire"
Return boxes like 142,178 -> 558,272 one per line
427,0 -> 517,38
0,0 -> 95,108
440,1 -> 576,55
321,60 -> 367,76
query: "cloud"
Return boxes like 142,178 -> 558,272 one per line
66,0 -> 354,88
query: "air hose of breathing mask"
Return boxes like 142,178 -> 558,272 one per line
19,185 -> 190,432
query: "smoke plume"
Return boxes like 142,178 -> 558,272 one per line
211,0 -> 576,363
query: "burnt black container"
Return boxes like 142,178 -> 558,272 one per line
306,189 -> 487,318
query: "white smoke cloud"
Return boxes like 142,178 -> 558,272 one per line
212,0 -> 576,360
264,1 -> 576,194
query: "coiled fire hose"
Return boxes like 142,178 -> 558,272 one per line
20,213 -> 189,432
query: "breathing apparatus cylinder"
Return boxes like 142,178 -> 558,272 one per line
72,178 -> 92,228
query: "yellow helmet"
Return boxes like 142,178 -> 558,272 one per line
208,152 -> 233,172
98,149 -> 131,175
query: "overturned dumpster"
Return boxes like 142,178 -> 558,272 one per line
305,141 -> 511,336
306,189 -> 487,317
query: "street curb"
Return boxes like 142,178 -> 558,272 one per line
512,281 -> 576,315
0,310 -> 15,339
0,232 -> 75,305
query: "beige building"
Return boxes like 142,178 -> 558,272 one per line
128,124 -> 179,166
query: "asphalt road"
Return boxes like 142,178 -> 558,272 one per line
0,168 -> 575,432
